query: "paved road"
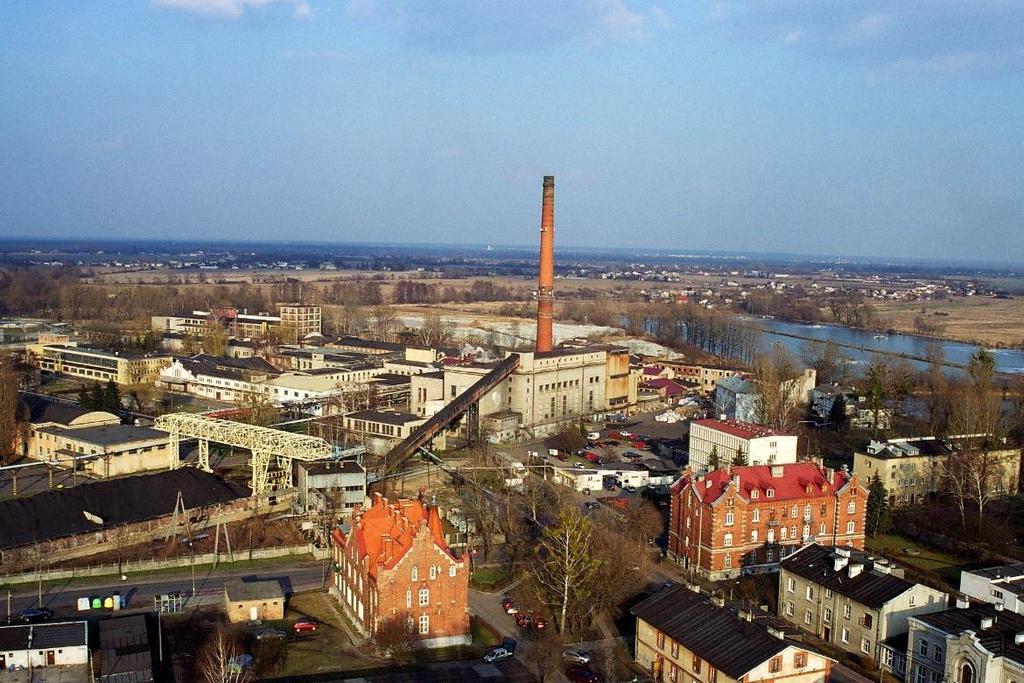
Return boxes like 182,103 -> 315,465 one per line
4,560 -> 326,622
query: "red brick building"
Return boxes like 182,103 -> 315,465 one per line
331,492 -> 470,648
668,462 -> 867,580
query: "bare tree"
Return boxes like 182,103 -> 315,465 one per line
371,304 -> 398,342
0,361 -> 28,464
752,345 -> 803,432
374,616 -> 421,663
198,627 -> 252,683
533,510 -> 598,634
417,312 -> 453,349
943,349 -> 1011,529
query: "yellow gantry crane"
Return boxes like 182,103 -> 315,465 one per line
154,412 -> 333,496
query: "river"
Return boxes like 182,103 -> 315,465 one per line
749,318 -> 1024,375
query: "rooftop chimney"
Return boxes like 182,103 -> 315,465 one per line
535,176 -> 555,353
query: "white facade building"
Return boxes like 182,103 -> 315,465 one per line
960,564 -> 1024,614
0,621 -> 90,670
688,419 -> 798,474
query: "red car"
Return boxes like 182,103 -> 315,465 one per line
584,452 -> 601,463
630,440 -> 648,449
292,618 -> 319,633
515,612 -> 531,629
533,614 -> 548,630
502,597 -> 519,614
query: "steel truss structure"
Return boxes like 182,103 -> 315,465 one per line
155,412 -> 333,496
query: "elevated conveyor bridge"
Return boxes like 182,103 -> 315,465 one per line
383,353 -> 520,474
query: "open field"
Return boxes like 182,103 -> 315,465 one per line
875,297 -> 1024,348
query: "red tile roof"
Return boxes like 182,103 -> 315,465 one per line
691,418 -> 789,440
644,378 -> 686,396
333,492 -> 454,578
681,462 -> 852,504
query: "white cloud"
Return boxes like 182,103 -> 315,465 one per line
597,0 -> 649,42
151,0 -> 311,20
783,30 -> 801,45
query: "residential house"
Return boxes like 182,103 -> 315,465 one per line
779,544 -> 948,669
668,463 -> 866,580
0,621 -> 90,671
632,584 -> 833,683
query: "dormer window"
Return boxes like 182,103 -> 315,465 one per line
767,488 -> 775,498
751,489 -> 760,499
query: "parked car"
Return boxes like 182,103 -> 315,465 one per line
483,638 -> 517,663
584,501 -> 601,511
566,665 -> 602,682
623,451 -> 643,460
587,432 -> 601,440
624,485 -> 638,493
563,650 -> 593,665
533,614 -> 548,630
515,611 -> 531,629
584,451 -> 601,463
630,440 -> 648,449
292,618 -> 319,633
19,607 -> 53,623
251,627 -> 287,641
501,597 -> 519,614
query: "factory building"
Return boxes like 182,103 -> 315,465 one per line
419,345 -> 638,440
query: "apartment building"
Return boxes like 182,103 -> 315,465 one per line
39,345 -> 171,385
853,436 -> 1021,507
906,603 -> 1024,683
330,493 -> 470,649
688,419 -> 798,474
632,584 -> 832,683
779,544 -> 948,664
959,564 -> 1024,614
668,462 -> 866,580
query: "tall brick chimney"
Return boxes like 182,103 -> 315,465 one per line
535,175 -> 555,353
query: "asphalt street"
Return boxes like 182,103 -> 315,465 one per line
4,560 -> 326,622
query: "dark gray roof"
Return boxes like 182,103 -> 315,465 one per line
0,622 -> 88,651
301,460 -> 365,476
98,614 -> 155,682
178,354 -> 278,380
915,604 -> 1024,665
346,409 -> 421,426
332,337 -> 404,352
0,469 -> 249,550
781,544 -> 916,609
967,563 -> 1024,581
38,424 -> 168,447
631,586 -> 799,678
22,393 -> 113,425
225,579 -> 284,602
371,373 -> 413,386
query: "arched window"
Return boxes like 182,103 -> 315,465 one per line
959,661 -> 975,683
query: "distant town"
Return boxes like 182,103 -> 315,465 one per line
0,177 -> 1021,683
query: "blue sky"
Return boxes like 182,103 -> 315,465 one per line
1,1 -> 1022,261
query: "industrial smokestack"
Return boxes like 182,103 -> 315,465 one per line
535,175 -> 555,353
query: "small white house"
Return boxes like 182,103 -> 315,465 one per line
0,621 -> 89,670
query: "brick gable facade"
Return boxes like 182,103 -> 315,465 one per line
668,462 -> 867,580
331,492 -> 470,649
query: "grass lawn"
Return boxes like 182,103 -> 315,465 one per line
408,616 -> 500,663
470,565 -> 513,592
260,591 -> 377,678
867,532 -> 971,586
